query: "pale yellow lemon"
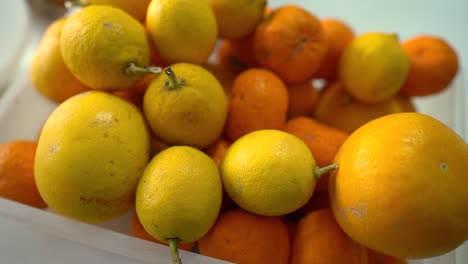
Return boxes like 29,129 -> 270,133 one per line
35,91 -> 151,223
146,0 -> 218,64
60,5 -> 150,90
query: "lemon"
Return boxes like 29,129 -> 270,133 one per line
220,129 -> 337,216
35,91 -> 151,223
339,32 -> 410,103
146,0 -> 218,64
143,63 -> 228,149
60,5 -> 151,90
29,18 -> 88,103
87,0 -> 152,21
329,112 -> 468,258
135,146 -> 222,261
208,0 -> 267,39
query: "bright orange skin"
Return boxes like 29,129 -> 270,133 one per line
224,68 -> 289,141
401,35 -> 459,96
198,209 -> 290,264
0,141 -> 47,209
253,5 -> 327,84
291,208 -> 368,264
315,18 -> 355,80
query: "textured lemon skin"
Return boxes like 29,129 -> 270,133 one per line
146,0 -> 218,64
35,91 -> 151,223
221,129 -> 317,216
143,63 -> 228,149
135,146 -> 222,243
330,112 -> 468,259
339,32 -> 410,103
60,5 -> 150,90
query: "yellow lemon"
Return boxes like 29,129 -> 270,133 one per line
135,146 -> 222,261
339,32 -> 410,103
143,63 -> 228,149
29,17 -> 88,103
146,0 -> 218,64
60,5 -> 151,90
35,91 -> 151,223
221,129 -> 337,216
208,0 -> 267,39
87,0 -> 152,21
329,112 -> 468,259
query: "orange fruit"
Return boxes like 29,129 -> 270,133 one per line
313,81 -> 416,133
291,208 -> 368,264
204,137 -> 231,167
203,61 -> 238,98
130,212 -> 195,251
287,81 -> 320,118
228,33 -> 259,68
216,40 -> 249,74
315,18 -> 355,81
224,68 -> 288,141
401,35 -> 459,96
0,141 -> 47,209
253,5 -> 327,83
329,112 -> 468,258
298,189 -> 331,217
367,249 -> 408,264
198,208 -> 290,264
284,116 -> 348,192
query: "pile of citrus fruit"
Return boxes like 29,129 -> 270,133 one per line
1,0 -> 467,263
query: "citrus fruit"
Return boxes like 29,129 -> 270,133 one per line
401,35 -> 459,96
146,0 -> 217,65
367,249 -> 408,264
208,0 -> 267,39
143,63 -> 228,149
220,129 -> 337,216
29,17 -> 88,103
130,212 -> 195,251
253,5 -> 327,83
198,208 -> 290,264
291,208 -> 368,264
135,146 -> 222,263
87,0 -> 152,21
35,91 -> 151,223
329,112 -> 468,258
339,32 -> 410,103
287,81 -> 320,118
0,141 -> 47,209
60,5 -> 151,90
224,68 -> 289,141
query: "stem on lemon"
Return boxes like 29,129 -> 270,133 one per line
314,163 -> 338,180
169,238 -> 182,264
125,63 -> 163,75
164,67 -> 185,90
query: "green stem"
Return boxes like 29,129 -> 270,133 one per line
164,67 -> 185,90
125,63 -> 163,75
314,163 -> 338,180
168,238 -> 182,264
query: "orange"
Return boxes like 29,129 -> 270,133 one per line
315,18 -> 355,81
401,35 -> 459,96
253,5 -> 327,84
198,208 -> 290,264
329,112 -> 468,258
130,212 -> 195,251
298,189 -> 331,217
204,137 -> 231,167
313,81 -> 416,133
228,33 -> 259,68
0,141 -> 47,209
224,68 -> 289,141
290,208 -> 368,264
216,40 -> 249,74
203,61 -> 238,98
367,249 -> 408,264
287,81 -> 320,118
283,116 -> 348,192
